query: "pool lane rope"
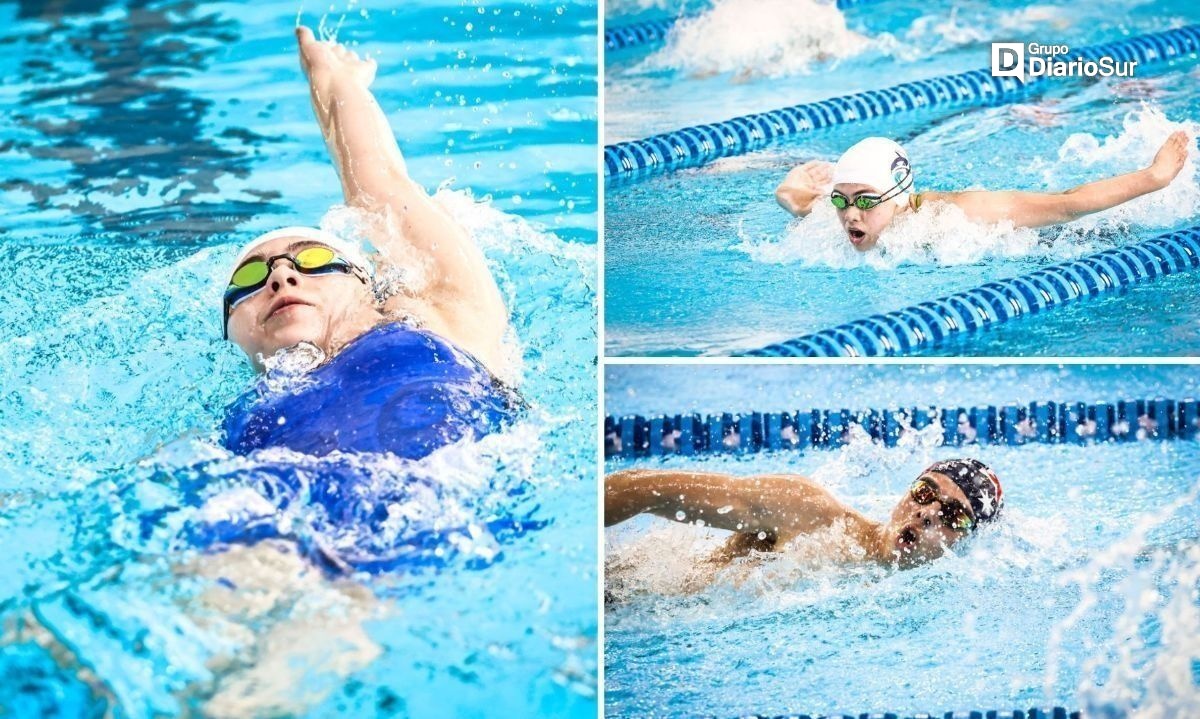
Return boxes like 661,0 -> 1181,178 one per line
604,25 -> 1200,185
731,709 -> 1080,719
605,397 -> 1200,459
743,225 -> 1200,358
605,0 -> 876,53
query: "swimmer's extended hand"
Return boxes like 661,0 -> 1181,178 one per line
775,160 -> 833,218
296,26 -> 377,125
1148,130 -> 1190,188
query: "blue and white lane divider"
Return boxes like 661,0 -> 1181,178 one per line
606,17 -> 676,52
605,0 -> 877,53
731,709 -> 1080,719
744,225 -> 1200,358
604,25 -> 1200,186
605,398 -> 1200,459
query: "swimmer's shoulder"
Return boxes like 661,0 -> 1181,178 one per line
909,190 -> 954,211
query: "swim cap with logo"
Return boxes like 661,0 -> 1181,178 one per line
924,458 -> 1004,525
831,137 -> 914,207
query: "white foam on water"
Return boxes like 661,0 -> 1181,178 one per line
874,5 -> 1070,63
1045,483 -> 1200,719
738,196 -> 1051,270
640,0 -> 866,80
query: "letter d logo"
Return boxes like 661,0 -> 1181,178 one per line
991,42 -> 1024,81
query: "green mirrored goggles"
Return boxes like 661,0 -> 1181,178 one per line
830,191 -> 885,211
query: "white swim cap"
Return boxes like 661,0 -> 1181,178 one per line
230,226 -> 374,277
831,137 -> 914,207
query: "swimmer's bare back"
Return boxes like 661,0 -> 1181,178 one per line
605,468 -> 884,565
777,131 -> 1191,227
295,26 -> 508,374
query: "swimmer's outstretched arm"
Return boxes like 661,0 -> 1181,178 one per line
931,131 -> 1191,228
604,468 -> 873,542
774,160 -> 834,218
295,26 -> 508,370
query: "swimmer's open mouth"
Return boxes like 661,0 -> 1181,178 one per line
897,526 -> 918,547
847,228 -> 867,244
265,297 -> 311,321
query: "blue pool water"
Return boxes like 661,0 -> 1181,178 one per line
0,1 -> 596,716
604,0 -> 1200,356
604,365 -> 1200,718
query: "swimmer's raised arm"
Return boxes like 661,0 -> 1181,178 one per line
295,26 -> 508,372
932,131 -> 1191,229
604,468 -> 869,541
775,160 -> 833,218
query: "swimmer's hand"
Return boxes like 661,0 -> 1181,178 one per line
1147,130 -> 1190,189
296,26 -> 377,120
775,160 -> 833,218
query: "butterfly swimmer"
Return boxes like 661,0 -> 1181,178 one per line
775,133 -> 1192,251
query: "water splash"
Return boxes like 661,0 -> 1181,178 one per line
640,0 -> 865,80
1045,483 -> 1200,719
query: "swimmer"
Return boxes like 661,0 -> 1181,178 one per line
605,459 -> 1003,570
220,26 -> 519,459
7,27 -> 528,719
774,132 -> 1192,251
193,27 -> 520,715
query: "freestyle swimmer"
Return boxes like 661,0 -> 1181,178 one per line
219,27 -> 518,459
605,459 -> 1003,569
774,132 -> 1192,251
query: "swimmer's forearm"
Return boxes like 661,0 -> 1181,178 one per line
319,78 -> 505,314
317,78 -> 413,204
604,469 -> 838,535
775,187 -> 813,217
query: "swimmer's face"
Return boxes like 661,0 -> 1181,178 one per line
832,182 -> 901,252
883,470 -> 975,569
225,235 -> 381,370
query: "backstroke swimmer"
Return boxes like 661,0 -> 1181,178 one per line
605,459 -> 1003,574
7,26 -> 528,717
774,132 -> 1192,251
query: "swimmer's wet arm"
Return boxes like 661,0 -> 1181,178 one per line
937,130 -> 1191,228
604,469 -> 853,536
775,161 -> 834,218
296,26 -> 508,366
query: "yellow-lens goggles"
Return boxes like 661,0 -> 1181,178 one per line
229,246 -> 339,289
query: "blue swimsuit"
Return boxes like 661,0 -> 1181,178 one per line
179,323 -> 523,573
222,322 -> 515,459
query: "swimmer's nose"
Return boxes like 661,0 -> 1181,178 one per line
267,264 -> 301,292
